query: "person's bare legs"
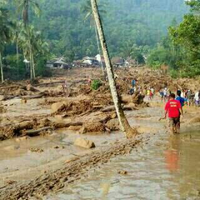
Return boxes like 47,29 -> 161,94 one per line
176,122 -> 180,134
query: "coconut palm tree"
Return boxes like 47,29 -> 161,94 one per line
12,22 -> 24,77
90,0 -> 137,138
16,0 -> 40,27
0,8 -> 13,83
15,0 -> 40,80
81,0 -> 106,73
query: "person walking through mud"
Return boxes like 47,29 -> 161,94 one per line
194,90 -> 200,106
62,79 -> 69,97
176,90 -> 185,107
164,93 -> 183,134
150,88 -> 154,99
160,89 -> 164,101
186,90 -> 192,106
163,87 -> 168,101
131,79 -> 136,88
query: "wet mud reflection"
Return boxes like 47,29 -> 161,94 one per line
45,131 -> 200,200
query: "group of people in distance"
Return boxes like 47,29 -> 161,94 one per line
129,79 -> 156,100
128,80 -> 198,135
160,88 -> 200,106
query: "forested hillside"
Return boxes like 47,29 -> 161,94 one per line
34,0 -> 188,60
2,0 -> 198,81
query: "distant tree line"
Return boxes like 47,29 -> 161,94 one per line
2,0 -> 199,81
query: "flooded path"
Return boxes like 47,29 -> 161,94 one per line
1,96 -> 200,199
45,111 -> 200,200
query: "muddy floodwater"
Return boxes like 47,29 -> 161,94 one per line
45,129 -> 200,200
1,68 -> 200,199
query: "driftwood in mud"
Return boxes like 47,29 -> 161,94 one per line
22,94 -> 44,100
34,80 -> 64,87
0,119 -> 84,141
101,106 -> 115,112
53,121 -> 83,129
25,126 -> 52,136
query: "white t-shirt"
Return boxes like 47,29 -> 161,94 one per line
163,89 -> 167,96
195,92 -> 199,101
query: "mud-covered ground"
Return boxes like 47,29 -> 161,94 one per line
0,67 -> 200,200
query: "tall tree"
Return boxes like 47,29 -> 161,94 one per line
90,0 -> 137,138
15,0 -> 40,80
0,8 -> 13,83
81,0 -> 106,73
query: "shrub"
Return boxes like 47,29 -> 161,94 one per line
91,80 -> 102,90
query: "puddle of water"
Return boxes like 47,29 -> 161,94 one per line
45,130 -> 200,200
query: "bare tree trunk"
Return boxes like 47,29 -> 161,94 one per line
0,52 -> 4,83
31,50 -> 36,79
16,38 -> 20,79
29,49 -> 33,80
90,0 -> 137,138
94,25 -> 104,74
28,39 -> 35,80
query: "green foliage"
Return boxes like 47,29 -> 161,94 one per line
147,40 -> 179,69
4,54 -> 27,80
36,57 -> 52,77
168,3 -> 200,77
31,0 -> 188,59
148,1 -> 200,78
91,79 -> 102,90
3,0 -> 200,80
185,0 -> 200,11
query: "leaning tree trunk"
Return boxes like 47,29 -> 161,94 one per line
0,52 -> 4,83
90,0 -> 137,138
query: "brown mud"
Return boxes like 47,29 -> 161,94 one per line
0,67 -> 200,200
1,67 -> 199,141
0,138 -> 141,199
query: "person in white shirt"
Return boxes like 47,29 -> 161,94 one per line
194,91 -> 200,106
163,88 -> 168,101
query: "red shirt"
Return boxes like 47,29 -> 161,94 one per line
165,100 -> 181,118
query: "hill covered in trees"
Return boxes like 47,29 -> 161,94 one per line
34,0 -> 188,60
3,0 -> 200,81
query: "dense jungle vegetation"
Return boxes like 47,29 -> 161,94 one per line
0,0 -> 200,81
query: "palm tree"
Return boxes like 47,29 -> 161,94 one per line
17,25 -> 38,78
12,22 -> 23,77
0,8 -> 13,83
15,0 -> 40,80
90,0 -> 137,138
16,0 -> 40,27
81,0 -> 106,73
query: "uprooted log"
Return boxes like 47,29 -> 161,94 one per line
22,94 -> 44,100
52,121 -> 83,129
25,126 -> 53,136
0,118 -> 85,141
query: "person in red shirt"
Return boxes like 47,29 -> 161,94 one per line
164,93 -> 183,134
